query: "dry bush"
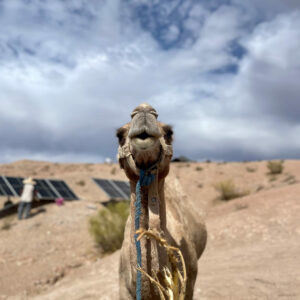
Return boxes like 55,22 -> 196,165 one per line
255,185 -> 264,192
283,174 -> 297,185
1,217 -> 13,231
89,201 -> 129,253
111,167 -> 117,175
195,166 -> 203,171
214,179 -> 249,201
269,176 -> 277,182
246,167 -> 257,172
76,180 -> 85,186
41,165 -> 50,172
267,160 -> 284,175
235,203 -> 248,211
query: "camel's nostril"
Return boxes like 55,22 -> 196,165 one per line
136,132 -> 151,140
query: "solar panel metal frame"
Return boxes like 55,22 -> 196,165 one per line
92,178 -> 130,200
47,179 -> 78,200
1,176 -> 20,196
112,180 -> 130,199
35,179 -> 60,199
93,178 -> 123,199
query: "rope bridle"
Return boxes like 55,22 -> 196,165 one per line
118,137 -> 172,300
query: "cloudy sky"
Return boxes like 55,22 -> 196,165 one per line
1,0 -> 300,163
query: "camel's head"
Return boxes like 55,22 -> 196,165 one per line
117,103 -> 173,180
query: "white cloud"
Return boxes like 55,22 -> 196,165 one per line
233,11 -> 300,122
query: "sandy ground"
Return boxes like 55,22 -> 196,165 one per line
0,159 -> 300,299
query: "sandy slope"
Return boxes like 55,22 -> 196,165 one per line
0,160 -> 300,299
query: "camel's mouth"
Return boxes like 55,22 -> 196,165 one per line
130,130 -> 159,150
135,131 -> 153,140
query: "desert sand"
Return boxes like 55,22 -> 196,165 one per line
0,159 -> 300,300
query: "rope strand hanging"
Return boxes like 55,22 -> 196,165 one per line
135,169 -> 155,300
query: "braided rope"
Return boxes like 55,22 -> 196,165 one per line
135,169 -> 155,300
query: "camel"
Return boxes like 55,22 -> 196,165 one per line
117,103 -> 207,300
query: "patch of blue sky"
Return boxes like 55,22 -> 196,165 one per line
128,0 -> 200,49
229,40 -> 247,59
209,63 -> 238,75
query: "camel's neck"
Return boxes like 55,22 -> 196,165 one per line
130,177 -> 166,233
129,177 -> 166,298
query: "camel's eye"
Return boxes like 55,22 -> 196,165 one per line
150,110 -> 158,118
131,111 -> 138,119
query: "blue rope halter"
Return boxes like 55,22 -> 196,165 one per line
135,169 -> 155,300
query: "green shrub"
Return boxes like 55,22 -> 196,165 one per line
267,160 -> 284,174
214,179 -> 249,201
88,201 -> 130,253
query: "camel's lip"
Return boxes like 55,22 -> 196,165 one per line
134,131 -> 153,140
129,129 -> 161,140
130,132 -> 159,150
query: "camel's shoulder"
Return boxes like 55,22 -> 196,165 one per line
164,172 -> 207,258
164,172 -> 204,226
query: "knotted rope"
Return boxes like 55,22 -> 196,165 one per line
135,169 -> 155,300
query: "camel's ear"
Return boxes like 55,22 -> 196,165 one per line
116,126 -> 127,147
162,124 -> 173,145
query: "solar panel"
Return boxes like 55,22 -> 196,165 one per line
113,180 -> 130,199
47,180 -> 78,200
0,176 -> 78,201
35,179 -> 58,199
5,176 -> 24,196
0,177 -> 17,196
93,178 -> 130,200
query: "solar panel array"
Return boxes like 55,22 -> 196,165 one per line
93,178 -> 130,200
0,176 -> 78,200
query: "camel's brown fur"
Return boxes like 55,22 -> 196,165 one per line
117,103 -> 207,300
